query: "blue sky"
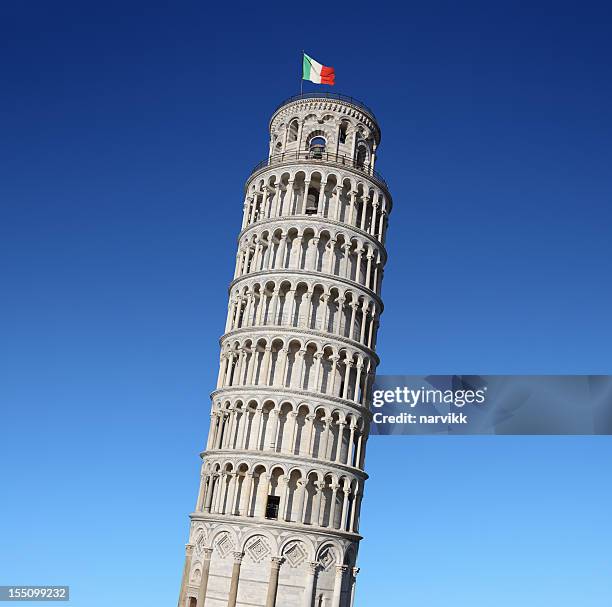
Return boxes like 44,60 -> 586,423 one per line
1,2 -> 611,606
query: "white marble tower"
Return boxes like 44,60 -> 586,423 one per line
177,92 -> 392,607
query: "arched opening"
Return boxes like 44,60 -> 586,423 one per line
288,119 -> 299,142
339,121 -> 349,144
305,187 -> 319,214
309,136 -> 326,156
355,142 -> 368,168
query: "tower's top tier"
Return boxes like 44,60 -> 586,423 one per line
264,93 -> 384,186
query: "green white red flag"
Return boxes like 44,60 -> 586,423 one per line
302,53 -> 335,85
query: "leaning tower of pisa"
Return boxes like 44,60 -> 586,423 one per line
177,92 -> 392,607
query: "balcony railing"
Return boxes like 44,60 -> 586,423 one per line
272,92 -> 377,121
250,151 -> 387,188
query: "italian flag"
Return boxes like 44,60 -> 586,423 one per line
302,53 -> 335,85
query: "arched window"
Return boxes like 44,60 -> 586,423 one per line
309,137 -> 326,159
307,132 -> 326,159
355,142 -> 368,168
288,120 -> 299,142
339,120 -> 349,144
305,187 -> 319,214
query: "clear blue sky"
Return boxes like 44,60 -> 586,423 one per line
1,2 -> 611,606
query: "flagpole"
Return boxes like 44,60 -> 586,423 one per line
300,50 -> 303,95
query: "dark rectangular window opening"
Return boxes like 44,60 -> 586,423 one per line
265,495 -> 280,520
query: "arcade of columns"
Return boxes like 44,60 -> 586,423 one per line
178,94 -> 392,607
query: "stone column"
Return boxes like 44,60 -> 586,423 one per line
261,346 -> 273,385
326,239 -> 336,273
288,411 -> 299,454
277,475 -> 289,521
291,236 -> 303,270
317,180 -> 327,215
302,414 -> 316,456
206,413 -> 218,450
214,414 -> 226,449
282,182 -> 294,216
355,434 -> 363,470
335,421 -> 346,462
349,567 -> 360,607
319,417 -> 331,460
342,361 -> 353,399
226,473 -> 238,515
329,483 -> 340,529
196,548 -> 213,607
306,237 -> 318,269
359,305 -> 369,343
360,196 -> 369,231
204,475 -> 216,513
217,355 -> 227,388
341,485 -> 350,531
333,188 -> 341,220
331,565 -> 348,607
333,297 -> 345,335
370,201 -> 380,236
213,473 -> 225,513
368,316 -> 378,350
254,406 -> 265,450
266,409 -> 280,451
313,353 -> 323,392
301,180 -> 311,214
227,552 -> 244,607
246,348 -> 257,385
320,294 -> 330,331
328,355 -> 339,396
377,209 -> 387,242
347,191 -> 356,225
346,424 -> 356,466
241,196 -> 252,229
341,244 -> 351,279
295,479 -> 306,522
195,470 -> 206,511
269,288 -> 281,323
265,557 -> 283,607
273,184 -> 283,216
301,561 -> 318,607
239,473 -> 254,516
365,253 -> 373,289
275,233 -> 288,269
304,290 -> 314,328
276,348 -> 289,388
313,480 -> 324,525
177,543 -> 194,607
255,473 -> 270,518
353,363 -> 363,404
294,349 -> 306,389
348,303 -> 358,340
224,352 -> 235,387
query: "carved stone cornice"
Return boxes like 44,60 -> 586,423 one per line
198,448 -> 369,481
237,215 -> 388,262
209,385 -> 373,419
246,159 -> 391,202
188,512 -> 363,542
219,325 -> 379,364
228,267 -> 384,307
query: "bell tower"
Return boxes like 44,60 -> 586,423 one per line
177,92 -> 392,607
